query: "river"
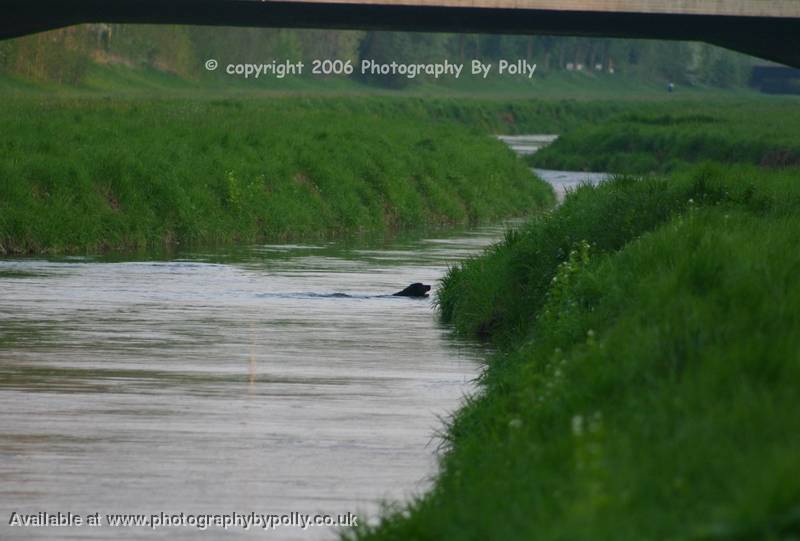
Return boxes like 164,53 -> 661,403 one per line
0,136 -> 606,541
498,134 -> 609,200
0,226 -> 508,540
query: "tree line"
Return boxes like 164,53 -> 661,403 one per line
0,24 -> 754,88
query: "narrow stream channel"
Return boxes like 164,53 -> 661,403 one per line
498,134 -> 610,200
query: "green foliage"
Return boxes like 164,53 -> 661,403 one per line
0,24 -> 758,90
437,173 -> 694,342
0,97 -> 553,254
357,32 -> 449,88
348,163 -> 800,541
530,101 -> 800,174
107,25 -> 196,77
0,28 -> 91,84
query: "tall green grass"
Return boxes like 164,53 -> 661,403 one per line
529,102 -> 800,174
348,163 -> 800,540
0,97 -> 556,254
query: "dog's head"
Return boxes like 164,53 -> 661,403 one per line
408,283 -> 431,296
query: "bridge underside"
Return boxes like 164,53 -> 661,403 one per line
3,0 -> 799,68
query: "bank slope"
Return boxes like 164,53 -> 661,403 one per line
348,164 -> 800,540
529,102 -> 800,174
0,98 -> 553,254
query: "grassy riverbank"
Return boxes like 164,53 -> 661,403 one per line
345,95 -> 800,540
11,95 -> 786,255
529,100 -> 800,174
0,97 -> 556,254
349,163 -> 800,540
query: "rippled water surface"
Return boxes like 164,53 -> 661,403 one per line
1,134 -> 603,540
0,226 -> 514,540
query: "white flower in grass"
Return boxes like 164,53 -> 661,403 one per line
571,414 -> 584,436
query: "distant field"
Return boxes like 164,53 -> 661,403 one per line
0,61 -> 761,100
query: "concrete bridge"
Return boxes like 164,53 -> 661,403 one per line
3,0 -> 800,67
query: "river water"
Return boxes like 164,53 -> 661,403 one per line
498,134 -> 609,200
0,226 -> 509,540
0,135 -> 605,541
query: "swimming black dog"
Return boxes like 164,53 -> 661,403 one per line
393,283 -> 431,298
